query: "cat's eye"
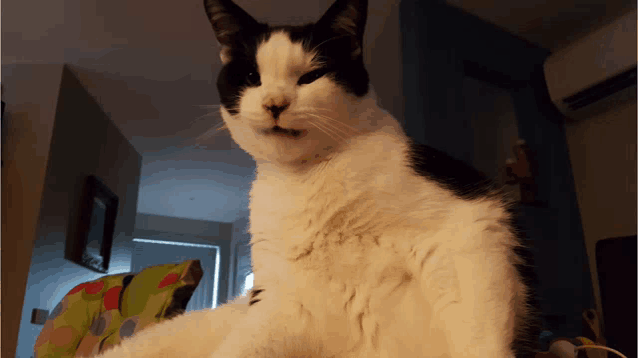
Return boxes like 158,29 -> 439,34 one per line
247,71 -> 261,86
298,68 -> 328,86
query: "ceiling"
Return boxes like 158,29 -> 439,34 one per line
447,0 -> 635,51
2,0 -> 635,223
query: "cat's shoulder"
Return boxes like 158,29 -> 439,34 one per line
406,141 -> 498,201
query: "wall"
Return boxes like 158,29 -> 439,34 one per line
565,100 -> 637,320
135,147 -> 254,223
230,216 -> 252,299
3,64 -> 142,358
364,0 -> 403,121
465,76 -> 521,200
133,213 -> 233,306
1,64 -> 63,358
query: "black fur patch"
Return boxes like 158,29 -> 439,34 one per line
407,140 -> 497,200
249,287 -> 264,306
212,1 -> 369,115
409,142 -> 542,354
216,28 -> 269,115
509,213 -> 543,357
285,23 -> 369,97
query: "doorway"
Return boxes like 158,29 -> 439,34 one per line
131,238 -> 221,310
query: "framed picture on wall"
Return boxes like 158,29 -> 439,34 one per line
68,175 -> 119,273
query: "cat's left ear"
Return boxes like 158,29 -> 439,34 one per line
204,0 -> 262,64
315,0 -> 368,57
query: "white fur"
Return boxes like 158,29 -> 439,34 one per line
95,31 -> 526,358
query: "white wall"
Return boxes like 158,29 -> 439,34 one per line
230,216 -> 252,299
565,100 -> 637,319
2,64 -> 63,358
2,64 -> 142,358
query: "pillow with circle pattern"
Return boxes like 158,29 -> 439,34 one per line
34,259 -> 203,358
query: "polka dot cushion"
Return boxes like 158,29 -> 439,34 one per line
34,260 -> 203,358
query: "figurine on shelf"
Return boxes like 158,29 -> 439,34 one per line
505,139 -> 538,205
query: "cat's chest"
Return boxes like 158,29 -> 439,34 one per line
251,230 -> 432,357
246,164 -> 467,356
252,207 -> 403,283
248,161 -> 427,296
249,166 -> 417,251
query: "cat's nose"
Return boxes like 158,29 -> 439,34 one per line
264,102 -> 290,120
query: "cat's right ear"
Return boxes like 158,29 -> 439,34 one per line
203,0 -> 261,64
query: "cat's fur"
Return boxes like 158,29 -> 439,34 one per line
95,0 -> 535,357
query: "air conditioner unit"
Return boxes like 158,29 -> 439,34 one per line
544,9 -> 637,121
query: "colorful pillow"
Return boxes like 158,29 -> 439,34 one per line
34,260 -> 203,358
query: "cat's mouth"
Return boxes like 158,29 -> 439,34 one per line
263,126 -> 307,139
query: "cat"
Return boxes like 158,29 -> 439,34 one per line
95,0 -> 537,357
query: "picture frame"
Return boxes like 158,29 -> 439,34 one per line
68,175 -> 119,273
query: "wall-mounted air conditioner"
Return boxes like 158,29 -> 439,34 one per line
544,9 -> 637,120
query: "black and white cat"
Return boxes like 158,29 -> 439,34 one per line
97,0 -> 535,357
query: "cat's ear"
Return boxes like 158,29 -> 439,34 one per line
203,0 -> 261,63
315,0 -> 368,57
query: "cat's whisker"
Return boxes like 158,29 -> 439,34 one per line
307,121 -> 336,141
241,111 -> 265,118
321,122 -> 348,142
211,120 -> 229,130
306,114 -> 350,137
316,120 -> 352,138
314,114 -> 361,133
314,119 -> 354,140
301,110 -> 354,125
309,119 -> 346,142
292,107 -> 333,113
193,104 -> 222,108
307,122 -> 340,143
196,121 -> 230,144
306,113 -> 360,135
326,119 -> 361,135
191,111 -> 222,123
188,113 -> 224,128
309,34 -> 350,55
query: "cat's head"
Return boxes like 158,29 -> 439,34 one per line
204,0 -> 375,166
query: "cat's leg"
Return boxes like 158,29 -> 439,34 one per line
411,242 -> 520,358
209,297 -> 327,358
95,296 -> 250,358
208,303 -> 286,358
